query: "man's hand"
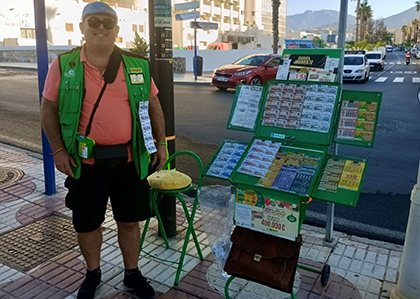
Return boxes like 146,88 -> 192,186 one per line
151,144 -> 167,171
53,150 -> 76,178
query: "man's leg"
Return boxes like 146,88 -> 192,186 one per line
116,221 -> 140,269
78,227 -> 103,270
117,221 -> 155,298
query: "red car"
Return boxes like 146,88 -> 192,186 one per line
212,54 -> 283,90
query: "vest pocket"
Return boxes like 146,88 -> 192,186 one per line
58,85 -> 81,113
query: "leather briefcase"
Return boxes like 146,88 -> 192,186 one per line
224,226 -> 302,293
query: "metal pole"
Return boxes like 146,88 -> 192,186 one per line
194,28 -> 197,80
325,0 -> 348,242
193,0 -> 198,80
390,158 -> 420,299
34,0 -> 56,195
149,0 -> 177,237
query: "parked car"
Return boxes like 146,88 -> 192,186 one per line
386,46 -> 393,52
343,54 -> 370,83
207,43 -> 229,50
212,54 -> 282,90
365,51 -> 384,71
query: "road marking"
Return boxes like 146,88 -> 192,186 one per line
389,71 -> 417,74
375,77 -> 388,82
413,77 -> 420,83
390,62 -> 395,64
369,76 -> 372,80
393,77 -> 404,82
397,62 -> 402,64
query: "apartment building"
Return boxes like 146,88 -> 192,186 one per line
0,0 -> 148,47
173,0 -> 287,49
0,0 -> 287,50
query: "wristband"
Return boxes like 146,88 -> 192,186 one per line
156,142 -> 166,146
50,147 -> 66,156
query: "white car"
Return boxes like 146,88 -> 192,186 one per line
343,54 -> 370,83
365,51 -> 384,71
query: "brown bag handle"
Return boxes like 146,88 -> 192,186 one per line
233,228 -> 249,261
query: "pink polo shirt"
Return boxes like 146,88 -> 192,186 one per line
43,45 -> 159,163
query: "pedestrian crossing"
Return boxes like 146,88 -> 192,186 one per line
384,62 -> 417,65
371,76 -> 420,83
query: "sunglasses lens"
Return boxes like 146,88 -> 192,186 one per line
103,19 -> 115,30
87,18 -> 100,28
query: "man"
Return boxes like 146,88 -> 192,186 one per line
40,2 -> 166,299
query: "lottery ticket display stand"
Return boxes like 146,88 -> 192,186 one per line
204,49 -> 383,299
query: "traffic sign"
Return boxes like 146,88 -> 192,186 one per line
190,21 -> 219,30
174,1 -> 200,11
175,11 -> 200,21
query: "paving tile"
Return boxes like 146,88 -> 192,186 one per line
19,283 -> 51,299
384,268 -> 397,283
10,279 -> 39,297
2,275 -> 34,293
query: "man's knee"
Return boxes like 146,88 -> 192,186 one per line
116,221 -> 139,231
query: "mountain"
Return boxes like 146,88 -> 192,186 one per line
287,10 -> 356,31
383,6 -> 419,29
286,7 -> 420,33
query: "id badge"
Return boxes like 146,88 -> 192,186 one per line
76,134 -> 95,159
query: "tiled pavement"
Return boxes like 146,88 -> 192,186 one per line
0,142 -> 406,299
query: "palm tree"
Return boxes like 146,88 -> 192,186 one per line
411,18 -> 420,43
272,0 -> 281,54
416,0 -> 420,17
402,25 -> 410,43
359,0 -> 373,41
312,37 -> 324,48
351,0 -> 362,42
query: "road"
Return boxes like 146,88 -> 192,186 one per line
1,51 -> 419,243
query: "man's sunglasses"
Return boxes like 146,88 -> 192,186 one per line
86,17 -> 116,30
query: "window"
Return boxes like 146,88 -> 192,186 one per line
65,23 -> 74,32
132,24 -> 138,32
20,28 -> 36,39
266,58 -> 281,67
139,25 -> 144,32
115,37 -> 123,43
251,11 -> 255,16
257,44 -> 262,48
68,39 -> 72,45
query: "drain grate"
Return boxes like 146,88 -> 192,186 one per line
0,214 -> 77,271
0,167 -> 24,189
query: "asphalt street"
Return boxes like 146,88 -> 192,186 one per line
1,51 -> 419,243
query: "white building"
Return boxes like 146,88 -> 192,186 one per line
0,0 -> 287,50
173,0 -> 287,50
0,0 -> 148,48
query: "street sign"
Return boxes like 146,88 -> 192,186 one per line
174,1 -> 200,11
190,21 -> 219,30
175,11 -> 200,21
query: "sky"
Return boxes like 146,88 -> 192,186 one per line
287,0 -> 416,19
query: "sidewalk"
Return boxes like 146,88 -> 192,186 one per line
0,62 -> 213,84
0,141 -> 405,299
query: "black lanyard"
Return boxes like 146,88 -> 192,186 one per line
84,46 -> 122,137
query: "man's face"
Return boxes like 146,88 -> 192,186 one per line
79,13 -> 119,47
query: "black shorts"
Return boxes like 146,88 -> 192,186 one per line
64,162 -> 151,233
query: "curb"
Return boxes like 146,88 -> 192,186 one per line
0,66 -> 38,72
174,81 -> 211,85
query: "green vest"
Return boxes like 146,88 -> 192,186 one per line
58,46 -> 151,179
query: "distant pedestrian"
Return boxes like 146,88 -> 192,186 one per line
40,2 -> 166,299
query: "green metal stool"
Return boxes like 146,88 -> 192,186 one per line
139,150 -> 205,285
